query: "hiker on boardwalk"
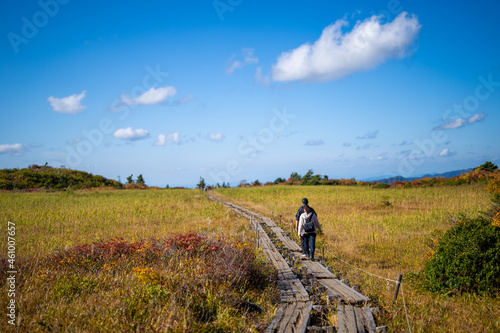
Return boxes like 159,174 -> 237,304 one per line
295,198 -> 317,255
298,205 -> 322,260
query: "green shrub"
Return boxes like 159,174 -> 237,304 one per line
373,183 -> 390,189
54,275 -> 98,298
424,216 -> 500,294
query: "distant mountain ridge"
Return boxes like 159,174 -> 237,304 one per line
374,168 -> 473,184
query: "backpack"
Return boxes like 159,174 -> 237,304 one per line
303,214 -> 316,233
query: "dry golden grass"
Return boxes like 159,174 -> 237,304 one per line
0,189 -> 280,332
0,189 -> 251,257
215,184 -> 500,332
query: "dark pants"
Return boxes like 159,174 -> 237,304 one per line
301,233 -> 316,258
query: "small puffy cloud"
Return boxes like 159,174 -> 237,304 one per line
154,134 -> 167,146
209,133 -> 224,142
356,130 -> 379,139
434,113 -> 486,130
154,132 -> 182,145
121,86 -> 177,106
0,143 -> 25,155
113,127 -> 149,141
439,148 -> 457,157
166,132 -> 181,145
305,139 -> 324,146
342,142 -> 352,147
272,12 -> 420,82
226,48 -> 259,74
48,91 -> 86,114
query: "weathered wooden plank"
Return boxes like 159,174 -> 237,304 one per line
319,279 -> 369,304
271,227 -> 303,252
346,305 -> 358,333
278,278 -> 310,303
260,216 -> 278,228
362,306 -> 376,333
263,248 -> 296,281
338,305 -> 376,333
300,260 -> 337,279
265,301 -> 313,333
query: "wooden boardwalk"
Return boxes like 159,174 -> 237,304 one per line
208,193 -> 379,333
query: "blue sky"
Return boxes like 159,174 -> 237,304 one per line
1,0 -> 499,187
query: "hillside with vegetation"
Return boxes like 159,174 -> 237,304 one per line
0,164 -> 118,190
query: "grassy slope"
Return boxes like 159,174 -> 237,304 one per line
214,184 -> 500,333
0,189 -> 279,332
1,189 -> 250,256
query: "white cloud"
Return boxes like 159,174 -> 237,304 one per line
226,48 -> 259,74
439,148 -> 456,157
0,143 -> 25,155
209,133 -> 224,142
272,12 -> 420,82
434,113 -> 486,130
154,132 -> 182,145
121,86 -> 177,106
47,91 -> 87,114
113,127 -> 149,141
167,132 -> 181,145
154,134 -> 167,146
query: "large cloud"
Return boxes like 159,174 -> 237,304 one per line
113,127 -> 149,141
272,12 -> 420,82
47,91 -> 86,114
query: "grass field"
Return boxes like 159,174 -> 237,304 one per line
0,189 -> 280,332
214,184 -> 500,332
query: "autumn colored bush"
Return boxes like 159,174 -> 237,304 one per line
0,233 -> 279,332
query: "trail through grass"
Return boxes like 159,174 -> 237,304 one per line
215,184 -> 499,332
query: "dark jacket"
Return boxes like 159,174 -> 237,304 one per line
295,205 -> 317,221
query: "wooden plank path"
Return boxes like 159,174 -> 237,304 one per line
208,193 -> 379,332
337,305 -> 377,333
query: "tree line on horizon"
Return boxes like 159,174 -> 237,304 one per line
1,162 -> 497,191
231,162 -> 499,189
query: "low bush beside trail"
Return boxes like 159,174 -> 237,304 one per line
0,233 -> 279,332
